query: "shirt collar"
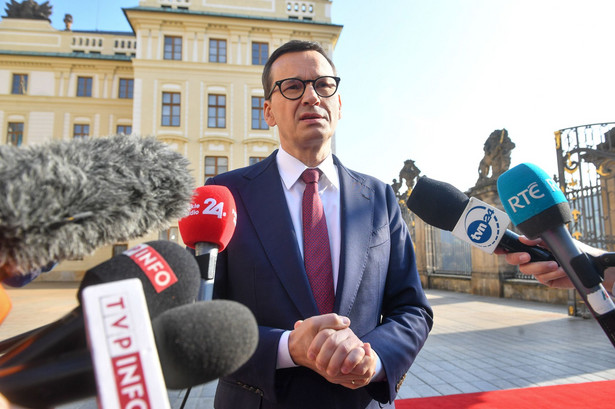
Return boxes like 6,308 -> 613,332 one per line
276,146 -> 339,191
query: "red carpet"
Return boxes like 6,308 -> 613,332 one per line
395,380 -> 615,409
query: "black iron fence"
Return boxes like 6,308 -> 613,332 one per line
555,122 -> 615,251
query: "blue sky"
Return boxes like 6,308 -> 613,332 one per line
40,0 -> 615,192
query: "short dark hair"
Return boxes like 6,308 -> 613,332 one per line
262,40 -> 336,100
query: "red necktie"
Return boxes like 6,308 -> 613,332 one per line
301,168 -> 334,314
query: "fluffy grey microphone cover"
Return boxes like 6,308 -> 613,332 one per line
0,135 -> 195,271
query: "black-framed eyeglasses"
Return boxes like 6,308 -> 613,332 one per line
267,76 -> 341,100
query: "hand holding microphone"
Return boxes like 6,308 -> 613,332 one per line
504,235 -> 569,287
497,163 -> 615,347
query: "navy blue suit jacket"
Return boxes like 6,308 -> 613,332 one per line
208,151 -> 432,409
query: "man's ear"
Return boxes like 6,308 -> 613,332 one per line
264,99 -> 277,127
337,94 -> 342,119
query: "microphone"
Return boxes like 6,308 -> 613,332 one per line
152,299 -> 258,389
406,176 -> 555,261
178,185 -> 237,299
497,163 -> 615,347
82,278 -> 170,409
0,240 -> 200,368
0,299 -> 258,408
0,134 -> 195,275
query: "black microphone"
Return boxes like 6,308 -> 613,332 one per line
0,134 -> 195,276
0,300 -> 258,408
498,163 -> 615,347
407,175 -> 555,261
153,300 -> 258,389
0,240 -> 200,368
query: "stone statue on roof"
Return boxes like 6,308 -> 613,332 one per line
4,0 -> 52,22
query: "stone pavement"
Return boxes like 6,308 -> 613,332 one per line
1,283 -> 614,408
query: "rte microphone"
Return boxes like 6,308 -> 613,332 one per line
0,297 -> 258,408
407,176 -> 555,261
0,240 -> 200,368
178,185 -> 237,299
0,134 -> 195,276
497,163 -> 615,347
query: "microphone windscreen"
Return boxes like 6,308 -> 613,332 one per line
0,135 -> 195,272
406,176 -> 470,231
178,185 -> 237,251
152,300 -> 258,389
497,163 -> 572,238
77,240 -> 200,318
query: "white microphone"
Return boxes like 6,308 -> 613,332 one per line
407,176 -> 556,260
82,278 -> 170,409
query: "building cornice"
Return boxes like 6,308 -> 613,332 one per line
122,6 -> 343,30
0,49 -> 133,61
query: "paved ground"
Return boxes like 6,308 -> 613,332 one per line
2,283 -> 614,408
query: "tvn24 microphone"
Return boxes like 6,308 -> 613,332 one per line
179,185 -> 237,299
0,134 -> 195,274
0,295 -> 258,408
0,240 -> 200,368
407,176 -> 555,261
497,163 -> 615,347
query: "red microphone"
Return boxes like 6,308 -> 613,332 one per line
178,186 -> 237,299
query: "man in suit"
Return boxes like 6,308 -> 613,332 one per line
208,40 -> 433,408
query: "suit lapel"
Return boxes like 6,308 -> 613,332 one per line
335,158 -> 375,316
237,153 -> 319,318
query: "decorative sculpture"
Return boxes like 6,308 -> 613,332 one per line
392,159 -> 421,199
399,159 -> 421,193
476,128 -> 515,185
391,178 -> 402,197
4,0 -> 52,21
63,13 -> 72,31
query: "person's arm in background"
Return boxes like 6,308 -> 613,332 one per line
503,236 -> 615,295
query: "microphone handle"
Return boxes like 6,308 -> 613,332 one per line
0,323 -> 51,354
0,349 -> 96,408
195,242 -> 218,301
596,310 -> 615,348
498,230 -> 556,262
195,242 -> 218,280
0,307 -> 85,368
541,225 -> 615,348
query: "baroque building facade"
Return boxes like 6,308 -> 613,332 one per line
0,0 -> 342,279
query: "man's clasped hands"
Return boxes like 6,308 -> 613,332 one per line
288,314 -> 377,389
